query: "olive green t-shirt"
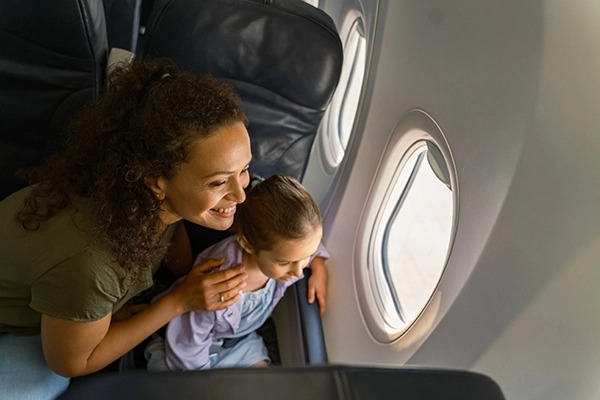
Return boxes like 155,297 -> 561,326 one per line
0,187 -> 176,335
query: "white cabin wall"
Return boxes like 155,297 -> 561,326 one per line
408,2 -> 600,399
318,0 -> 538,361
313,0 -> 600,399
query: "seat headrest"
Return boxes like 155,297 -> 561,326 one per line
0,0 -> 107,199
140,0 -> 342,110
139,0 -> 343,179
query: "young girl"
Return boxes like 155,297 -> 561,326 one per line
146,174 -> 328,371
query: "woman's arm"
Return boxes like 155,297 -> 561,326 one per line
41,291 -> 180,377
41,258 -> 247,377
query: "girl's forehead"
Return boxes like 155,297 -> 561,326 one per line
268,227 -> 323,259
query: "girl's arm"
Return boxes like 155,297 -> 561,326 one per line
307,256 -> 328,316
41,258 -> 246,377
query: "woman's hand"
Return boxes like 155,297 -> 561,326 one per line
169,258 -> 247,313
307,256 -> 328,316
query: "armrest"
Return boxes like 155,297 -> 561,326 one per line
293,267 -> 328,364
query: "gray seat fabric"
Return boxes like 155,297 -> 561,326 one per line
0,0 -> 107,200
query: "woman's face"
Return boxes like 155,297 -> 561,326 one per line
157,121 -> 252,230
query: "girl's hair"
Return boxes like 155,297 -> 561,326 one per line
17,57 -> 248,279
234,174 -> 322,252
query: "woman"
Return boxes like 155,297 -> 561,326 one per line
0,58 -> 250,399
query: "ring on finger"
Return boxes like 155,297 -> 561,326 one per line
220,293 -> 224,303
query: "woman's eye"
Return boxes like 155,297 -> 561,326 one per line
210,180 -> 227,187
278,262 -> 290,266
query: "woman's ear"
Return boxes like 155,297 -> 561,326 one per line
236,234 -> 255,255
144,176 -> 166,200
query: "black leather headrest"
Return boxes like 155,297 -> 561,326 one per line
139,0 -> 343,179
0,0 -> 107,199
103,0 -> 142,51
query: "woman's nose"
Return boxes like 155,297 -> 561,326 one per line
228,178 -> 246,203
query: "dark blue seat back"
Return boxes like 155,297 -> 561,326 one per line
102,0 -> 142,51
138,0 -> 343,180
60,365 -> 506,400
0,0 -> 107,200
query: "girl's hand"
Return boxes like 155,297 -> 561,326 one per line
170,258 -> 247,313
307,257 -> 328,316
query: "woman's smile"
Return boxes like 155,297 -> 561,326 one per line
211,205 -> 237,217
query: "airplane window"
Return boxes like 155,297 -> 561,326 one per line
321,16 -> 367,169
356,110 -> 457,342
373,142 -> 453,329
302,6 -> 373,208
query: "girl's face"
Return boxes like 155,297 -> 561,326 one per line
250,226 -> 323,282
157,121 -> 252,230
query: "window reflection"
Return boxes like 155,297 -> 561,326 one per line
338,18 -> 366,151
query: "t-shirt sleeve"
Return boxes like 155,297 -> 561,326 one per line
311,242 -> 330,261
30,248 -> 124,321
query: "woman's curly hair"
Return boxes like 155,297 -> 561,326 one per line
17,57 -> 248,280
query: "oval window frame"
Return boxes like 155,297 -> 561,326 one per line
354,109 -> 459,343
319,9 -> 367,173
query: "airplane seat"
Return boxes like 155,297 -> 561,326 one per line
136,0 -> 344,365
0,0 -> 108,201
102,0 -> 143,52
59,365 -> 506,400
138,0 -> 343,180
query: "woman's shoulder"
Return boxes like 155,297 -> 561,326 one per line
1,188 -> 121,288
1,185 -> 93,228
0,185 -> 33,214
